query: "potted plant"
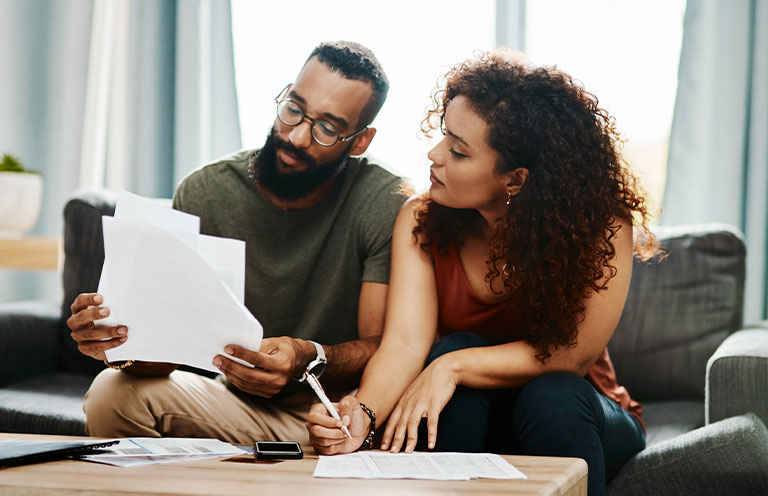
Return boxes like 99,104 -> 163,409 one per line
0,153 -> 43,238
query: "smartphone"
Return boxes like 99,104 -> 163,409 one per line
254,441 -> 303,460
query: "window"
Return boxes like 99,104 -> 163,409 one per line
231,1 -> 685,205
526,0 -> 686,216
231,1 -> 495,191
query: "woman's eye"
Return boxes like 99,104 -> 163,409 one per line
450,149 -> 467,158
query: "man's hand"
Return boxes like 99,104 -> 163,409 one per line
66,293 -> 127,361
213,337 -> 314,398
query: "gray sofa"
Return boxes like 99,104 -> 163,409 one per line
606,224 -> 768,494
1,191 -> 767,494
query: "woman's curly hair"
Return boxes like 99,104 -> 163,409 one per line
414,49 -> 659,362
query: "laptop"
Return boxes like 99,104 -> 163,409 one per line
0,439 -> 119,469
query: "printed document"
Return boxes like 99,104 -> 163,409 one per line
98,190 -> 262,372
313,452 -> 527,480
78,438 -> 246,467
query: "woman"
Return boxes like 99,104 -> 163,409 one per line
306,49 -> 658,495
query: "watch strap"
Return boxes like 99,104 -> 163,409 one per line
308,340 -> 326,363
293,340 -> 327,382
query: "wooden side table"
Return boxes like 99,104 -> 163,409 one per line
0,237 -> 62,270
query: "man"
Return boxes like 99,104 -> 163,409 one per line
66,41 -> 407,444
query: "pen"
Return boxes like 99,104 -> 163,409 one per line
305,372 -> 352,439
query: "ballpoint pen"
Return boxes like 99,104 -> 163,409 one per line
304,372 -> 352,439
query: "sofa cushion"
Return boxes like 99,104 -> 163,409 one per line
642,400 -> 703,447
608,413 -> 768,496
0,301 -> 60,387
706,325 -> 768,426
0,372 -> 92,436
58,190 -> 116,375
609,224 -> 745,401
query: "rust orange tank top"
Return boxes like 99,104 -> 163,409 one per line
431,242 -> 644,430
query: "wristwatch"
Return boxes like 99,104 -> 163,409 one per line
294,340 -> 327,382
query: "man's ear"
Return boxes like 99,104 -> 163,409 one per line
347,128 -> 377,156
506,167 -> 529,197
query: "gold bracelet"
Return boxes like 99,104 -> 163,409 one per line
103,359 -> 134,370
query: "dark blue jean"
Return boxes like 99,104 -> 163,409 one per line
415,332 -> 645,496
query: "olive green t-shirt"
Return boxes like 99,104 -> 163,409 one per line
172,148 -> 406,345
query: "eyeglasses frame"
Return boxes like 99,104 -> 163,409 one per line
274,84 -> 368,147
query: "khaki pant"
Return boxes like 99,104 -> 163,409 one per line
83,369 -> 320,445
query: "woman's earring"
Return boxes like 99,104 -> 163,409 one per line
506,192 -> 512,206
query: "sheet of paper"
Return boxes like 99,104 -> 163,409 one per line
114,189 -> 199,234
81,453 -> 225,467
109,190 -> 244,301
90,437 -> 245,456
78,438 -> 246,467
198,234 -> 246,304
102,219 -> 260,372
313,452 -> 527,480
99,190 -> 259,372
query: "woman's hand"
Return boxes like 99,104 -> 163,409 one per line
307,395 -> 370,455
381,356 -> 458,453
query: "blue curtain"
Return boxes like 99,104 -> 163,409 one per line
0,0 -> 241,303
496,0 -> 526,50
662,0 -> 768,323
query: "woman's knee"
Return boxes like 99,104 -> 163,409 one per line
512,372 -> 601,428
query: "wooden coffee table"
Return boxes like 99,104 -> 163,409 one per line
0,433 -> 586,495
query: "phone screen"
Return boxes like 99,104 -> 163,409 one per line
254,441 -> 303,459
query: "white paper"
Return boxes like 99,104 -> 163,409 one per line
79,438 -> 246,467
197,234 -> 246,304
114,189 -> 199,235
82,453 -> 225,467
313,452 -> 527,480
110,189 -> 243,301
99,191 -> 260,372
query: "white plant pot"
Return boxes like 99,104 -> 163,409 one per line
0,171 -> 43,238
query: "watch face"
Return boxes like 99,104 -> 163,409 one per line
308,360 -> 326,378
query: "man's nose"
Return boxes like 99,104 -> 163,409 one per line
289,119 -> 313,149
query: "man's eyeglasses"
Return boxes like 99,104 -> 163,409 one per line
274,84 -> 368,147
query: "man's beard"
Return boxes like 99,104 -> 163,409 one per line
249,128 -> 349,201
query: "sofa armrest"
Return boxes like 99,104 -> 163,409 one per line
0,300 -> 61,386
706,324 -> 768,425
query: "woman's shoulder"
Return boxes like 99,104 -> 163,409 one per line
403,192 -> 429,209
395,193 -> 428,222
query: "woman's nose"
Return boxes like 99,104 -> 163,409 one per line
427,143 -> 442,167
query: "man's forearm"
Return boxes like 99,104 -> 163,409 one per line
320,335 -> 382,388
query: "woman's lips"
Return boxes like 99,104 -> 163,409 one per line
430,170 -> 444,186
